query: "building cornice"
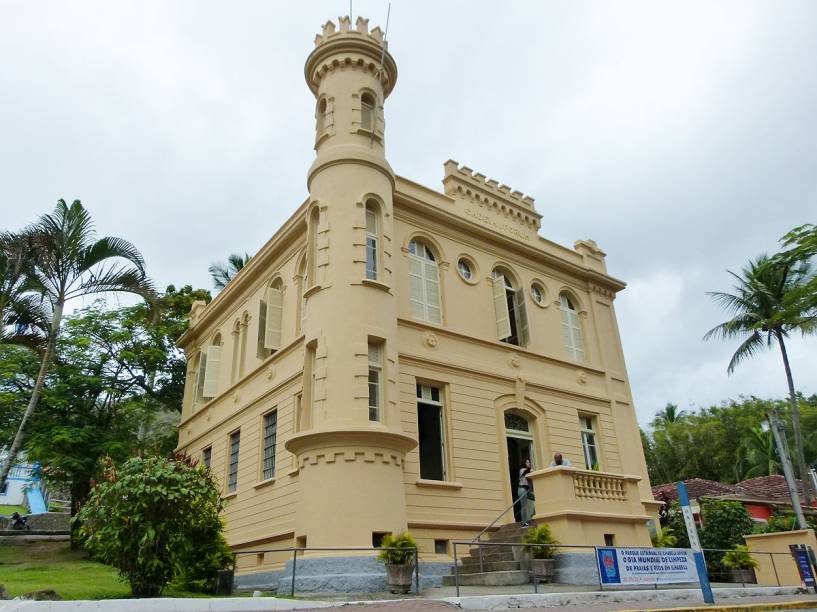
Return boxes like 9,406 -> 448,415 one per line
393,176 -> 626,294
177,199 -> 309,349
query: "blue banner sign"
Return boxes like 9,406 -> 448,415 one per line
790,546 -> 816,589
597,547 -> 699,585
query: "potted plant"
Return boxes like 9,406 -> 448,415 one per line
523,524 -> 559,582
378,532 -> 417,594
721,545 -> 758,584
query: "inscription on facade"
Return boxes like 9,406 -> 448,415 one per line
465,207 -> 531,242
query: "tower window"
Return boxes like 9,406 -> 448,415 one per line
408,240 -> 442,324
365,202 -> 380,281
416,384 -> 447,481
491,270 -> 529,346
368,342 -> 383,422
559,294 -> 585,361
316,98 -> 327,136
361,92 -> 375,131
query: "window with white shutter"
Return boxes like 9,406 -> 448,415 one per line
265,281 -> 283,351
195,351 -> 207,405
492,270 -> 528,346
361,92 -> 375,131
365,203 -> 379,281
202,343 -> 221,399
492,275 -> 511,341
257,300 -> 268,360
408,240 -> 442,324
368,342 -> 383,422
514,287 -> 530,347
560,294 -> 585,361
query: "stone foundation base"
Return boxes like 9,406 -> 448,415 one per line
234,556 -> 450,594
554,551 -> 601,585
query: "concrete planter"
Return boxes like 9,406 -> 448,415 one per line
531,558 -> 556,583
385,564 -> 413,594
729,568 -> 756,584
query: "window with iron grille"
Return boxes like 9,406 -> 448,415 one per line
227,430 -> 240,493
262,411 -> 278,480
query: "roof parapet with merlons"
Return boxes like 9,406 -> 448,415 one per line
442,159 -> 542,231
305,16 -> 397,97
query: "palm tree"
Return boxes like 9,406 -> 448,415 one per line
735,426 -> 779,481
209,253 -> 251,291
652,403 -> 688,427
0,200 -> 155,494
0,231 -> 48,350
704,255 -> 816,504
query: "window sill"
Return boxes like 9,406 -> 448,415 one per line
415,479 -> 463,490
355,127 -> 382,142
303,284 -> 322,299
288,467 -> 300,477
222,492 -> 238,500
253,477 -> 276,490
361,278 -> 391,293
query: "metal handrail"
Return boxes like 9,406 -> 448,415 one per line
470,493 -> 527,545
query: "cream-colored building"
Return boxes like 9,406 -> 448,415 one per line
176,15 -> 660,586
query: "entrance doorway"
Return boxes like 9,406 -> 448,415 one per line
504,412 -> 535,522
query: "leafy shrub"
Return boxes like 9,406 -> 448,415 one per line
664,502 -> 691,548
522,524 -> 559,559
721,545 -> 759,569
699,500 -> 755,573
377,532 -> 417,566
77,455 -> 231,597
651,526 -> 679,548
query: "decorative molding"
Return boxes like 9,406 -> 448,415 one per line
508,353 -> 521,369
266,366 -> 275,381
576,370 -> 588,385
423,331 -> 439,350
298,449 -> 404,470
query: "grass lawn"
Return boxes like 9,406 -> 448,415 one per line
0,541 -> 220,600
0,505 -> 26,515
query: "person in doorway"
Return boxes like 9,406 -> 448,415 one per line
518,458 -> 533,527
549,452 -> 572,467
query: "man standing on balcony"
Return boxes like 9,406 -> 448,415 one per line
549,452 -> 572,467
518,458 -> 533,527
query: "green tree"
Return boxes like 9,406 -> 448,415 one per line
653,403 -> 688,426
0,230 -> 47,350
779,223 -> 817,317
0,200 -> 154,496
698,500 -> 756,575
704,255 -> 816,503
77,455 -> 231,597
735,426 -> 779,481
208,253 -> 250,291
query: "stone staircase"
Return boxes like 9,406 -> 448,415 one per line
441,522 -> 532,586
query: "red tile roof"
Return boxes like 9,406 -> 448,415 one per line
651,475 -> 812,507
651,478 -> 739,502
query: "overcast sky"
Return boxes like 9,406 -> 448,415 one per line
2,1 -> 815,425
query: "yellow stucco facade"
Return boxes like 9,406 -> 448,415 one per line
175,16 -> 660,575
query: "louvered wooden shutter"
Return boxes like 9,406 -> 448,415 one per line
409,256 -> 425,320
196,352 -> 208,402
265,287 -> 283,350
492,276 -> 511,340
514,287 -> 530,346
424,260 -> 441,323
202,345 -> 221,398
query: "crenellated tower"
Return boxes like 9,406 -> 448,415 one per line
285,16 -> 415,549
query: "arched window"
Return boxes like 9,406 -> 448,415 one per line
297,256 -> 307,334
316,98 -> 327,136
408,239 -> 441,324
491,269 -> 529,346
307,207 -> 319,287
199,333 -> 222,401
361,92 -> 375,131
559,294 -> 585,361
365,200 -> 381,281
230,319 -> 241,384
258,277 -> 284,359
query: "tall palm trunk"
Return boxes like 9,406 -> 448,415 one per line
0,303 -> 62,494
777,331 -> 816,505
